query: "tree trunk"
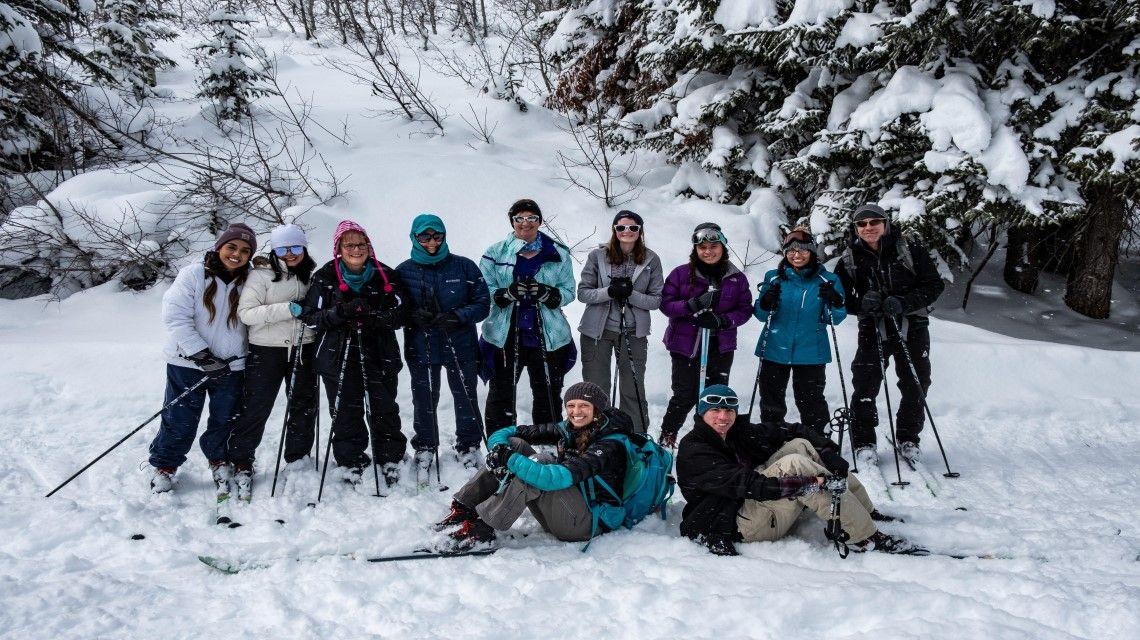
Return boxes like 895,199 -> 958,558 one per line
1064,185 -> 1126,319
1003,225 -> 1043,294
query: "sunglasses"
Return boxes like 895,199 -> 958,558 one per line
415,231 -> 445,242
512,215 -> 541,224
692,229 -> 723,245
273,245 -> 305,257
855,219 -> 886,228
614,224 -> 641,233
702,394 -> 739,407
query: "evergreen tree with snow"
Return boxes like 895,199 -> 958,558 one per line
194,3 -> 276,122
93,0 -> 177,101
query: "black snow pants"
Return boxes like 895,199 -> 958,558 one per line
849,317 -> 932,448
758,360 -> 829,434
226,343 -> 319,466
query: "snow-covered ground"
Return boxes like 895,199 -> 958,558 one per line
1,33 -> 1138,640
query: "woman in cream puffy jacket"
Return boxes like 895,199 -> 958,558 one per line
225,224 -> 319,499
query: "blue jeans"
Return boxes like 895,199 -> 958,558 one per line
149,364 -> 244,469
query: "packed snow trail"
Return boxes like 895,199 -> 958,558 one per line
1,34 -> 1138,640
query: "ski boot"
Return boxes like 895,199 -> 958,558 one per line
433,500 -> 478,532
853,531 -> 929,555
150,467 -> 176,494
382,462 -> 401,489
210,461 -> 233,499
700,533 -> 740,557
447,518 -> 496,551
854,446 -> 879,467
898,441 -> 921,467
415,450 -> 435,489
456,447 -> 482,470
233,463 -> 253,503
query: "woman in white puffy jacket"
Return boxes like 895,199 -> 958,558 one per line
149,223 -> 256,494
224,224 -> 319,500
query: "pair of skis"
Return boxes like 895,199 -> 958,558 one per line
199,547 -> 497,573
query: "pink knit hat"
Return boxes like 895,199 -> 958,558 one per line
332,219 -> 393,293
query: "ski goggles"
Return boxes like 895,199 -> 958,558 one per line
701,394 -> 739,408
273,245 -> 305,257
692,228 -> 725,245
855,218 -> 886,228
415,231 -> 445,243
512,214 -> 541,224
613,224 -> 641,233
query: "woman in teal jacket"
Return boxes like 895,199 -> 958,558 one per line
754,228 -> 846,434
478,199 -> 577,435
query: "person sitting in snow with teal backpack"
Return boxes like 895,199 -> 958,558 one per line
433,381 -> 672,550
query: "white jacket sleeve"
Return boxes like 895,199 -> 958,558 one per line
238,272 -> 293,327
162,266 -> 209,357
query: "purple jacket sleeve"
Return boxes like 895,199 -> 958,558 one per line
720,273 -> 754,328
660,266 -> 692,319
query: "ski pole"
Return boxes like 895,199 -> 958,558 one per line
618,303 -> 648,433
697,327 -> 711,397
882,313 -> 959,478
819,273 -> 857,472
316,334 -> 353,503
873,318 -> 909,489
45,356 -> 237,498
270,321 -> 304,497
441,329 -> 490,450
355,325 -> 383,497
746,276 -> 778,418
533,302 -> 561,422
823,476 -> 850,558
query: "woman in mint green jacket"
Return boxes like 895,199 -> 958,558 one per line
478,199 -> 577,436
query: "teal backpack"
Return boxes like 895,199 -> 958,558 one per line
578,432 -> 675,550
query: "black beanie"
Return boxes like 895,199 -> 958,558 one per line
508,198 -> 542,222
613,210 -> 644,227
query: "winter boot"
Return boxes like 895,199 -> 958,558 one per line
701,533 -> 739,557
415,450 -> 435,488
211,461 -> 233,499
433,499 -> 479,532
343,465 -> 365,486
870,509 -> 903,523
456,447 -> 483,470
854,446 -> 879,467
150,467 -> 176,494
447,518 -> 496,550
233,464 -> 253,503
382,462 -> 401,488
898,441 -> 921,466
853,531 -> 929,555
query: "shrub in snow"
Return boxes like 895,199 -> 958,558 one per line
194,4 -> 276,122
92,0 -> 177,101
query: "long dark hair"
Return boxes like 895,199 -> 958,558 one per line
269,250 -> 316,284
203,252 -> 250,327
605,218 -> 647,266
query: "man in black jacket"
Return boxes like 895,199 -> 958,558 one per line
677,385 -> 923,556
834,204 -> 945,467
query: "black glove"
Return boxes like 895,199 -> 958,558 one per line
493,288 -> 515,308
508,281 -> 531,300
485,444 -> 513,478
409,308 -> 436,327
187,349 -> 230,376
819,281 -> 844,308
693,310 -> 724,329
819,448 -> 850,476
759,281 -> 782,311
337,298 -> 370,319
607,277 -> 633,301
861,290 -> 882,314
434,312 -> 463,332
883,295 -> 904,316
660,427 -> 678,448
530,282 -> 561,309
686,289 -> 716,314
379,292 -> 402,311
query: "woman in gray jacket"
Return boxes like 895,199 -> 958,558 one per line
576,211 -> 663,433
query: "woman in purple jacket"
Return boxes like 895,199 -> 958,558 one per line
659,222 -> 754,446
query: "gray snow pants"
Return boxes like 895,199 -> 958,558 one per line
579,331 -> 649,433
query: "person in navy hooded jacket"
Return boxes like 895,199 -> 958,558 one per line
754,227 -> 846,434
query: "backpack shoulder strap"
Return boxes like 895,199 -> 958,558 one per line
896,233 -> 916,274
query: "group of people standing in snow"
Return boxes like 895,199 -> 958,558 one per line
147,197 -> 944,556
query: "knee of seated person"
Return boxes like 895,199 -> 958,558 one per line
777,453 -> 822,474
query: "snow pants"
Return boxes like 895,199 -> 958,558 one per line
453,438 -> 593,542
321,348 -> 406,470
660,341 -> 734,438
758,360 -> 829,433
226,343 -> 319,466
580,331 -> 649,433
850,319 -> 932,448
408,357 -> 483,453
737,439 -> 877,544
484,342 -> 571,436
149,364 -> 243,469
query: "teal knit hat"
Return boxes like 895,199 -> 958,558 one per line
697,384 -> 739,416
409,213 -> 449,265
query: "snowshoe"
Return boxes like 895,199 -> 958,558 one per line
456,447 -> 483,470
150,467 -> 176,494
433,500 -> 478,532
446,518 -> 496,551
853,531 -> 929,555
415,450 -> 434,488
898,441 -> 921,467
233,464 -> 253,503
854,446 -> 879,467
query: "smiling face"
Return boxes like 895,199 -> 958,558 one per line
614,216 -> 640,248
339,231 -> 370,271
417,229 -> 444,256
855,218 -> 887,247
696,241 -> 724,265
786,248 -> 811,269
565,399 -> 596,429
512,213 -> 540,243
282,249 -> 305,268
218,240 -> 252,272
704,407 -> 736,438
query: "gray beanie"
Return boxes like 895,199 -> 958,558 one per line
563,381 -> 610,414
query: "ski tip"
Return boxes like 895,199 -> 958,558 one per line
438,485 -> 450,492
216,516 -> 231,524
198,555 -> 240,574
130,533 -> 146,540
275,519 -> 286,525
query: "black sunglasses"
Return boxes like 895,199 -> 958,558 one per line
614,224 -> 641,233
416,231 -> 445,242
273,245 -> 305,257
855,219 -> 886,228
